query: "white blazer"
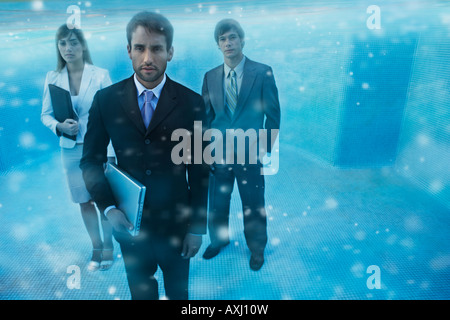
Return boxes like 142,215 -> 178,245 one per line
41,63 -> 114,154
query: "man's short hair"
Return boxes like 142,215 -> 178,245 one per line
214,18 -> 245,44
126,11 -> 174,50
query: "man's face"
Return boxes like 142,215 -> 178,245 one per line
127,25 -> 173,88
218,29 -> 244,60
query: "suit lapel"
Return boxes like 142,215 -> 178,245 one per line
58,64 -> 93,118
59,66 -> 70,91
58,67 -> 79,119
146,76 -> 177,136
232,59 -> 256,123
119,76 -> 147,135
76,63 -> 93,112
209,65 -> 229,119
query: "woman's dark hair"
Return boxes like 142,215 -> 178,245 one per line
55,24 -> 92,71
126,11 -> 174,50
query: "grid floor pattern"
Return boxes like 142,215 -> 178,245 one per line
0,144 -> 449,300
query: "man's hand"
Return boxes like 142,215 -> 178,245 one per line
57,119 -> 79,136
106,208 -> 134,234
181,234 -> 202,259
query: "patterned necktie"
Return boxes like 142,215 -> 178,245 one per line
226,69 -> 238,114
141,90 -> 154,128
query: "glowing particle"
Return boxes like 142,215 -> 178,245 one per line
32,1 -> 44,11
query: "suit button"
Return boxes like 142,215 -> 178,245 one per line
146,169 -> 152,176
145,139 -> 151,145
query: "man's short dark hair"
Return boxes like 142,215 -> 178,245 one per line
126,11 -> 174,50
214,18 -> 245,44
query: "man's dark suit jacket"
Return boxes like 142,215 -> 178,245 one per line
80,75 -> 209,238
202,57 -> 280,162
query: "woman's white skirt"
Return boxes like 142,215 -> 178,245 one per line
61,144 -> 91,204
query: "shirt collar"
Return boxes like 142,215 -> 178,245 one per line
224,55 -> 246,78
134,73 -> 166,99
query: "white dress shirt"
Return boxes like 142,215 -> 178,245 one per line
104,73 -> 166,216
134,72 -> 166,113
223,55 -> 246,96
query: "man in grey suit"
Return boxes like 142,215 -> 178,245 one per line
201,19 -> 280,270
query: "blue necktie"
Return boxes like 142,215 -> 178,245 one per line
141,90 -> 154,128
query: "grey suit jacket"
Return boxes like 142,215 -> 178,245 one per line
202,57 -> 280,163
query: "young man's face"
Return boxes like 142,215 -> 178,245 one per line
128,25 -> 173,88
218,29 -> 244,61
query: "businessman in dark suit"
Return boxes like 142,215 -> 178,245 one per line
201,19 -> 280,271
80,11 -> 209,299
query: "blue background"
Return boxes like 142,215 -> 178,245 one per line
0,0 -> 449,300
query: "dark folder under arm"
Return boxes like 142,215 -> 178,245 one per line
48,84 -> 77,141
104,163 -> 146,236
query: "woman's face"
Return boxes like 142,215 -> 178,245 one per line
58,32 -> 84,64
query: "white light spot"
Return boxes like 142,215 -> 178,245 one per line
404,216 -> 423,232
400,237 -> 414,249
19,132 -> 36,148
429,180 -> 443,194
350,262 -> 365,278
31,1 -> 44,11
355,230 -> 366,241
11,224 -> 29,240
217,227 -> 229,242
271,238 -> 280,246
429,254 -> 450,271
416,134 -> 430,146
209,6 -> 217,14
325,197 -> 338,209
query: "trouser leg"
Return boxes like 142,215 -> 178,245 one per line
153,236 -> 190,300
118,236 -> 159,300
235,165 -> 267,255
208,165 -> 235,246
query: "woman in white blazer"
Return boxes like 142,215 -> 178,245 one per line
41,24 -> 115,271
